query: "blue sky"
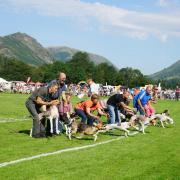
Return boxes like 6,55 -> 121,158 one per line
0,0 -> 180,75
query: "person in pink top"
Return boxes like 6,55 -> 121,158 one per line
58,92 -> 73,117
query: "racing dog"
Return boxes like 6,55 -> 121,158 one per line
129,114 -> 148,134
60,112 -> 77,140
150,110 -> 174,128
94,122 -> 132,141
61,113 -> 103,141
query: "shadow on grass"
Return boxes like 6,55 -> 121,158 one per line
18,130 -> 30,135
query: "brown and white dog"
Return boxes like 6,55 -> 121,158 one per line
60,113 -> 103,140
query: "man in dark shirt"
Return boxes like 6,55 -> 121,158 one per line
107,91 -> 133,124
50,72 -> 67,101
25,82 -> 59,138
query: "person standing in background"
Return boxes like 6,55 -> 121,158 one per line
175,85 -> 180,101
87,79 -> 99,96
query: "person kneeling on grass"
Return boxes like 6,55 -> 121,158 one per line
74,94 -> 107,125
25,82 -> 59,138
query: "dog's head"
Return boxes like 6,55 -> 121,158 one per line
93,119 -> 103,130
150,119 -> 157,126
61,113 -> 75,125
128,120 -> 135,127
161,110 -> 174,124
167,117 -> 174,124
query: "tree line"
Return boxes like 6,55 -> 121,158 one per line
0,52 -> 158,88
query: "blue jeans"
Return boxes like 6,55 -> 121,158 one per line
107,105 -> 121,124
75,109 -> 95,125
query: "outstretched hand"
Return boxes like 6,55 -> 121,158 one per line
51,100 -> 59,105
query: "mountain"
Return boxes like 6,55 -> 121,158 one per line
0,32 -> 53,65
150,60 -> 180,80
0,32 -> 114,67
47,46 -> 114,65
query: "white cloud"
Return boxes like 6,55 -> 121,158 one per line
1,0 -> 180,41
157,0 -> 169,7
156,0 -> 180,10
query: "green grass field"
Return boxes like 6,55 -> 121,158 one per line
0,93 -> 180,180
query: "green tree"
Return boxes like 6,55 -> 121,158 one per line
66,52 -> 95,83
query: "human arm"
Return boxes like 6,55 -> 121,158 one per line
61,91 -> 67,104
97,108 -> 108,118
36,97 -> 59,106
85,107 -> 100,120
137,99 -> 145,114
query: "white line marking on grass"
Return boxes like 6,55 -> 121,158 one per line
0,117 -> 30,123
0,131 -> 139,168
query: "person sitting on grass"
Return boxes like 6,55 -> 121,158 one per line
74,94 -> 107,125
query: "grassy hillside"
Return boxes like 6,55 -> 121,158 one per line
0,33 -> 115,67
47,46 -> 114,66
0,32 -> 54,65
150,60 -> 180,80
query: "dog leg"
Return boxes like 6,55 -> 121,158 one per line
140,122 -> 146,134
118,127 -> 129,137
124,131 -> 128,137
93,134 -> 98,142
65,125 -> 68,135
93,128 -> 107,142
55,118 -> 60,134
76,133 -> 84,139
68,132 -> 72,140
30,128 -> 32,137
141,123 -> 145,134
160,121 -> 165,128
50,118 -> 53,134
132,125 -> 139,131
67,127 -> 72,140
125,129 -> 130,137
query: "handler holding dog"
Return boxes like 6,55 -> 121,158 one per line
107,91 -> 133,124
25,82 -> 59,138
75,94 -> 107,125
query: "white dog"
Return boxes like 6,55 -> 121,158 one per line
129,114 -> 148,134
39,105 -> 60,134
150,110 -> 174,128
94,122 -> 132,141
